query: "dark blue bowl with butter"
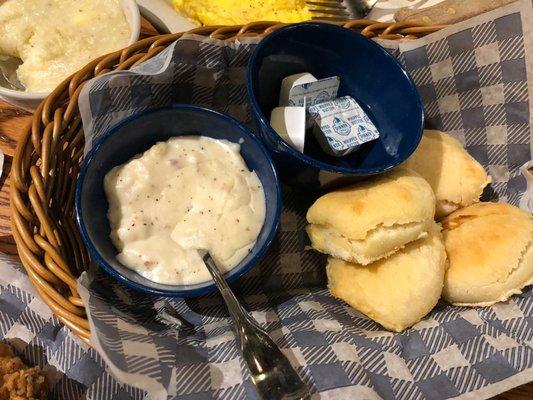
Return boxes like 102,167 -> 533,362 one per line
247,22 -> 424,188
75,105 -> 281,297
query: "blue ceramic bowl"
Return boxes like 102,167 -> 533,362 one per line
75,105 -> 281,297
247,23 -> 424,187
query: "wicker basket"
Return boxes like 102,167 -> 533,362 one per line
10,20 -> 445,344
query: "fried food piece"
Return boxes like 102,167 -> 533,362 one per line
0,343 -> 47,400
0,368 -> 47,400
0,344 -> 14,358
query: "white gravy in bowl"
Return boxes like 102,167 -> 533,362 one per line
104,136 -> 266,285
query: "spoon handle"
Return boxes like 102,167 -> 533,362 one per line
203,254 -> 311,400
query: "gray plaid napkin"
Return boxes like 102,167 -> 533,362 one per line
0,1 -> 531,400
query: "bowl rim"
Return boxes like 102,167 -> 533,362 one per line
0,0 -> 141,100
246,21 -> 424,176
75,104 -> 282,297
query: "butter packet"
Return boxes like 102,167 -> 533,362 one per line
288,76 -> 340,107
279,73 -> 317,106
308,96 -> 380,157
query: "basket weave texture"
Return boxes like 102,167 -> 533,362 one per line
10,20 -> 445,344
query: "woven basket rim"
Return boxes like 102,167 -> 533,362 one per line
9,19 -> 446,344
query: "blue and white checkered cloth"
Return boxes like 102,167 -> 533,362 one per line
0,1 -> 531,399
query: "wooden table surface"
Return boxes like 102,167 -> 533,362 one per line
0,18 -> 530,400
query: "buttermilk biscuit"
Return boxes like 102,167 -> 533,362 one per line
402,130 -> 491,219
327,223 -> 446,332
442,202 -> 533,306
306,168 -> 435,265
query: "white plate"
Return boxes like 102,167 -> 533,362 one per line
136,0 -> 197,33
369,0 -> 444,22
137,0 -> 446,33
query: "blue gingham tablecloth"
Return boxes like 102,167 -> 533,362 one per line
1,1 -> 532,399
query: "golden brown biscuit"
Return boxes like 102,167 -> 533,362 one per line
442,202 -> 533,306
306,168 -> 435,265
327,223 -> 446,332
402,130 -> 491,219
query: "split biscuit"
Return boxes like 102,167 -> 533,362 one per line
306,168 -> 435,265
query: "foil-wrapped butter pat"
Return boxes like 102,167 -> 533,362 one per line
279,73 -> 317,106
308,96 -> 380,157
288,76 -> 340,107
270,106 -> 306,152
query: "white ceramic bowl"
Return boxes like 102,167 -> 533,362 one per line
0,0 -> 141,111
136,0 -> 196,34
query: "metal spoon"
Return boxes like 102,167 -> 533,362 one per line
0,55 -> 24,91
202,253 -> 311,400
